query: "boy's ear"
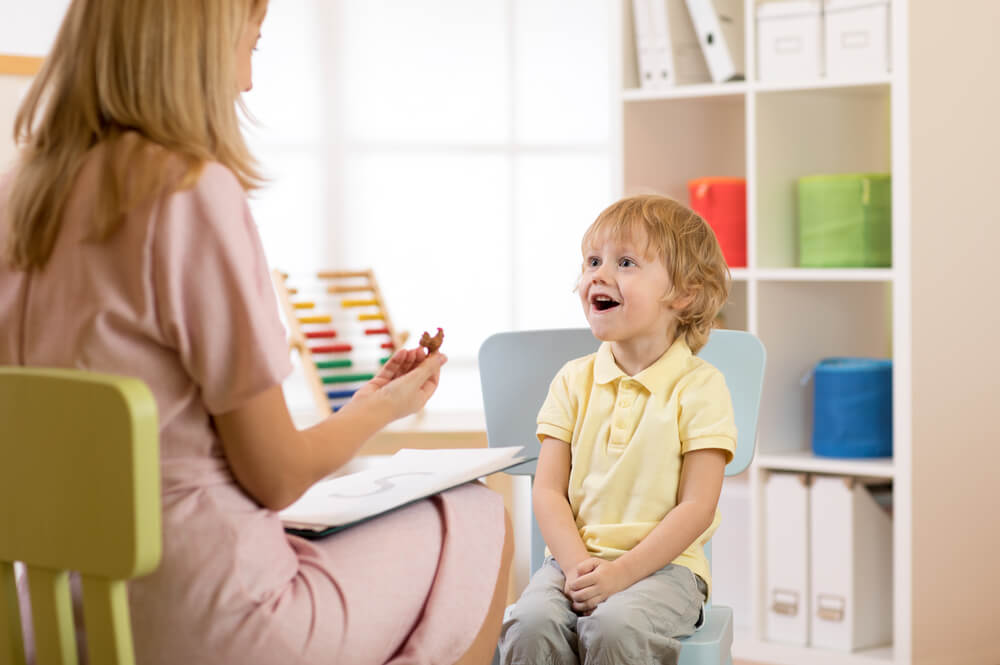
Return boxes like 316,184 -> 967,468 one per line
670,292 -> 696,311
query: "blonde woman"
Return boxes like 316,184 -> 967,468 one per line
0,1 -> 511,664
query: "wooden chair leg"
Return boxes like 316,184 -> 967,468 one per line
0,561 -> 27,665
26,567 -> 77,665
81,576 -> 135,665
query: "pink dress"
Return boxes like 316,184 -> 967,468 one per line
0,152 -> 504,665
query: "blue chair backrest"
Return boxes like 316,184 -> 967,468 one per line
478,328 -> 766,573
479,328 -> 765,476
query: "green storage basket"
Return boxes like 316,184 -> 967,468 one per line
797,173 -> 892,267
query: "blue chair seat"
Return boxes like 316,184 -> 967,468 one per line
680,606 -> 734,665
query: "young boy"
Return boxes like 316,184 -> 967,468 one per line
498,194 -> 737,665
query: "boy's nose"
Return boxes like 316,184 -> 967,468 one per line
592,262 -> 613,282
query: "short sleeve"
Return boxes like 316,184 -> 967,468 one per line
678,365 -> 737,463
536,362 -> 578,444
152,162 -> 292,414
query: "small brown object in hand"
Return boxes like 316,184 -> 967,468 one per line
419,327 -> 444,353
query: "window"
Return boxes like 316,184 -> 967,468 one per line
245,0 -> 613,412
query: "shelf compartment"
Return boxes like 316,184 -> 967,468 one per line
719,279 -> 749,332
756,281 -> 892,459
754,87 -> 891,269
623,96 -> 745,202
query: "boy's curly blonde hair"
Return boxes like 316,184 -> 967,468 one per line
582,194 -> 731,353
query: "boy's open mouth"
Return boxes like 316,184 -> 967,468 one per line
591,295 -> 621,311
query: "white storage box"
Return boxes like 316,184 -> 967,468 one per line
764,472 -> 810,646
824,0 -> 891,79
756,0 -> 823,81
809,476 -> 893,651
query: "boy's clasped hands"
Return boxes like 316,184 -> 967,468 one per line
563,557 -> 632,615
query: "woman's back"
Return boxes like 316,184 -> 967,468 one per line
1,147 -> 510,664
0,146 -> 309,660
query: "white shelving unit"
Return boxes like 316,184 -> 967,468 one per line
611,2 -> 909,663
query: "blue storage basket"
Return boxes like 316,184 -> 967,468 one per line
812,358 -> 892,458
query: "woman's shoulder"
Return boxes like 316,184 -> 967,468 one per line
171,160 -> 245,204
189,160 -> 245,193
110,133 -> 246,205
157,158 -> 249,230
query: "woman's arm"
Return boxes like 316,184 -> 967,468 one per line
213,348 -> 446,511
532,436 -> 590,574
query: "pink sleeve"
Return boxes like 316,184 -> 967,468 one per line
152,162 -> 292,414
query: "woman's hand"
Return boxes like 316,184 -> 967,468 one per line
565,557 -> 631,614
345,347 -> 447,421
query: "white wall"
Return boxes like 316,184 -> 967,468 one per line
910,2 -> 1000,664
0,1 -> 68,57
0,1 -> 70,173
0,75 -> 31,172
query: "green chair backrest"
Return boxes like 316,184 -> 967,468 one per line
0,368 -> 161,665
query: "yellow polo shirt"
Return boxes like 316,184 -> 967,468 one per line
536,337 -> 736,596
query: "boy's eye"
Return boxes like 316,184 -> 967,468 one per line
619,258 -> 636,268
586,257 -> 600,268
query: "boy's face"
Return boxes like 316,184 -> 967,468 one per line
579,230 -> 681,350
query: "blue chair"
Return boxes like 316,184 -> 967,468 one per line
479,328 -> 765,665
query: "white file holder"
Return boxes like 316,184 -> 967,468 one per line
633,0 -> 712,88
661,0 -> 713,85
824,0 -> 891,79
764,472 -> 811,646
685,0 -> 745,82
632,0 -> 663,88
809,476 -> 893,651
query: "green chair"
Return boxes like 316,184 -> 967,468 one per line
480,328 -> 765,665
0,368 -> 161,665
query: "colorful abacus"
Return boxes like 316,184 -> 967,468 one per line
273,269 -> 408,417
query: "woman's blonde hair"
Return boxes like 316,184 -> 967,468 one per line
4,0 -> 266,269
582,194 -> 731,353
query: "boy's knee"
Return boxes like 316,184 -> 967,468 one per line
499,602 -> 575,665
577,610 -> 640,657
578,609 -> 682,665
504,595 -> 560,631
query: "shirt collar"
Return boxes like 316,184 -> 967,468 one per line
593,337 -> 692,393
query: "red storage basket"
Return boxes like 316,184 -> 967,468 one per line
687,177 -> 747,268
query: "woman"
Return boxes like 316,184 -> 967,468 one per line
0,1 -> 511,663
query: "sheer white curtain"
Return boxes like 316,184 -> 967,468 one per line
245,0 -> 613,411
